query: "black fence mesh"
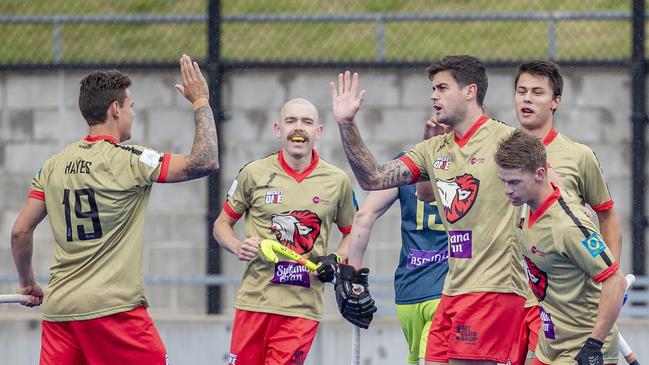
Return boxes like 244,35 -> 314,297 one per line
0,0 -> 636,67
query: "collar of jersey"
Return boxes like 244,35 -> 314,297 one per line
528,182 -> 561,228
453,114 -> 490,148
542,128 -> 559,146
278,149 -> 319,183
84,135 -> 119,143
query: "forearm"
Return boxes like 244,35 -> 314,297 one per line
212,220 -> 243,256
590,271 -> 625,341
338,123 -> 414,190
347,215 -> 376,269
11,232 -> 37,287
334,234 -> 351,261
597,209 -> 622,262
184,105 -> 219,179
337,123 -> 383,189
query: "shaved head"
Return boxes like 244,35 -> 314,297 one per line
280,98 -> 319,123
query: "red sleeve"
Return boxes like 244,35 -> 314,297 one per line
591,199 -> 614,212
223,201 -> 243,220
28,190 -> 45,201
156,153 -> 172,183
338,224 -> 352,234
399,155 -> 421,184
593,262 -> 619,283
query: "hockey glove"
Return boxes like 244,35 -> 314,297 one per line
334,264 -> 377,329
575,337 -> 604,365
313,253 -> 341,283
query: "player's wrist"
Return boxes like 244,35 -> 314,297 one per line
192,97 -> 209,110
584,337 -> 603,349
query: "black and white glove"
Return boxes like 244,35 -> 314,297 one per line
333,264 -> 377,329
575,337 -> 604,365
313,253 -> 341,283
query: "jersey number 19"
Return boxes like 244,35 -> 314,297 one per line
62,188 -> 103,241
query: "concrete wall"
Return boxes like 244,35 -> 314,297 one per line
0,67 -> 646,361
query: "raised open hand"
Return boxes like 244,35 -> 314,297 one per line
330,71 -> 366,125
175,54 -> 209,104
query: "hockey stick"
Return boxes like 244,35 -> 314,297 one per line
259,239 -> 319,271
259,239 -> 361,365
620,274 -> 640,365
0,294 -> 32,304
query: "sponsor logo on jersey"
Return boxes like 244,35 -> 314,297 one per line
531,246 -> 546,257
522,256 -> 547,301
436,138 -> 450,153
312,196 -> 331,205
228,353 -> 237,364
407,249 -> 448,269
433,156 -> 451,170
538,307 -> 556,340
270,261 -> 311,288
582,232 -> 606,257
455,324 -> 478,344
436,174 -> 480,223
469,156 -> 486,165
265,190 -> 283,204
270,210 -> 322,254
448,230 -> 472,259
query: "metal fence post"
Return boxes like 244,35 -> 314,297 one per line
376,15 -> 386,61
53,19 -> 62,63
631,0 -> 647,279
207,0 -> 223,314
547,13 -> 557,60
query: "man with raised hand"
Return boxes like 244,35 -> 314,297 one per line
213,98 -> 373,365
330,55 -> 527,365
348,119 -> 449,365
11,54 -> 219,365
495,129 -> 625,365
509,60 -> 623,365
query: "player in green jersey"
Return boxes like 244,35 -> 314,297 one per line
11,54 -> 218,365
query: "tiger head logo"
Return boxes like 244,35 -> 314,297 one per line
270,210 -> 322,254
435,174 -> 480,223
522,256 -> 548,301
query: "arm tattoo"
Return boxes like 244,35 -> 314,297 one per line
338,124 -> 413,190
377,159 -> 416,189
184,106 -> 219,179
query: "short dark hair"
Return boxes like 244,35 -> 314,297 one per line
78,70 -> 132,126
494,129 -> 546,174
515,60 -> 563,98
426,55 -> 488,106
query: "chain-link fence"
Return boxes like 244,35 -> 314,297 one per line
0,0 -> 636,67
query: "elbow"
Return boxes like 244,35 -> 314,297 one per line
352,210 -> 375,229
10,225 -> 31,247
207,160 -> 219,174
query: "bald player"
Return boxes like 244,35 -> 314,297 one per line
11,54 -> 218,364
495,129 -> 625,365
213,98 -> 365,365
